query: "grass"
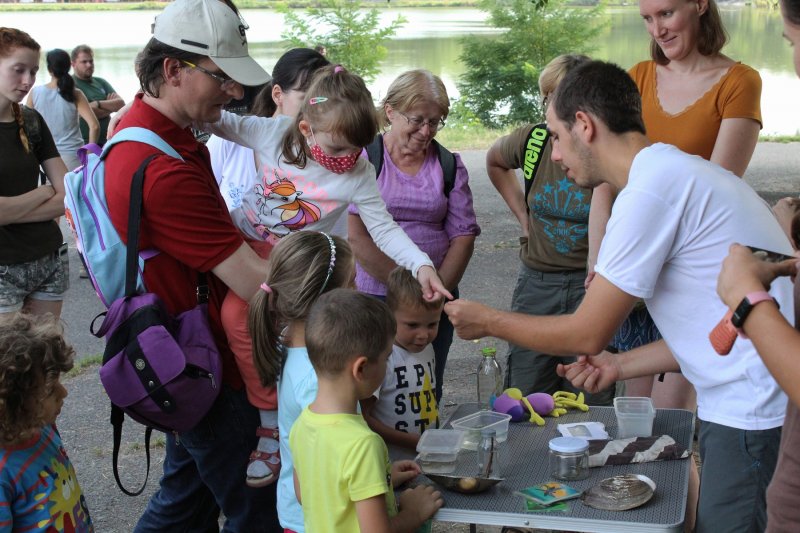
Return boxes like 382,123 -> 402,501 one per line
759,134 -> 800,143
66,353 -> 103,377
436,124 -> 514,151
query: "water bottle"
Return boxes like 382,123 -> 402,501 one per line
477,347 -> 502,410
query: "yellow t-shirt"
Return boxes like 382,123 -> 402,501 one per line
289,407 -> 396,532
629,61 -> 762,160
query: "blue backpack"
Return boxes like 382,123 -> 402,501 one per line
64,128 -> 183,307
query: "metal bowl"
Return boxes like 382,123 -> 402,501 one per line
424,473 -> 503,494
581,474 -> 655,511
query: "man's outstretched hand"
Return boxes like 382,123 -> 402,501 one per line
556,351 -> 621,394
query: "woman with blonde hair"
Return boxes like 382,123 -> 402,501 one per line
348,69 -> 480,402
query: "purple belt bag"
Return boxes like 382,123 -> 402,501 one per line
95,293 -> 221,433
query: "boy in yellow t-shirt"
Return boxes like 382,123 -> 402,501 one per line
289,289 -> 443,532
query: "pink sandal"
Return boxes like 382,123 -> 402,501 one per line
246,427 -> 281,488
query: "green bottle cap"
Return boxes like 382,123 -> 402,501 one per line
481,347 -> 497,357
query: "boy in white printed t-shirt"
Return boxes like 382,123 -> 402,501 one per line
362,267 -> 441,452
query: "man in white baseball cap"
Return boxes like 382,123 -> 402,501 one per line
103,0 -> 277,530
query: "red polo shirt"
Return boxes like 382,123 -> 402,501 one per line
105,95 -> 244,387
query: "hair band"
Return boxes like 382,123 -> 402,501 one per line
318,232 -> 337,294
334,65 -> 345,74
309,96 -> 328,105
260,282 -> 272,293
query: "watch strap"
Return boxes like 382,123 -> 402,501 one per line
731,291 -> 775,337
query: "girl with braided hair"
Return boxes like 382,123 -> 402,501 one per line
0,28 -> 70,319
27,48 -> 98,170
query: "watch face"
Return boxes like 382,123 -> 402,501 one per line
731,298 -> 752,329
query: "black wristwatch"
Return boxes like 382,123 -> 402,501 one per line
730,291 -> 776,336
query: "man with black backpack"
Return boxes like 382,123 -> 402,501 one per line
102,0 -> 277,530
485,54 -> 613,405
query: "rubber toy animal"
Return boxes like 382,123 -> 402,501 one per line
493,393 -> 527,422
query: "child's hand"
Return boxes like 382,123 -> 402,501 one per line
390,460 -> 420,487
399,485 -> 444,523
416,265 -> 453,302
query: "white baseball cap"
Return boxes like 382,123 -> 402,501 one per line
152,0 -> 270,86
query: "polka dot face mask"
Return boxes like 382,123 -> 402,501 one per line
308,127 -> 360,174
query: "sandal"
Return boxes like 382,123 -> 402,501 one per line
246,426 -> 281,488
246,449 -> 281,488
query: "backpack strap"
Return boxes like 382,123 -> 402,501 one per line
522,123 -> 550,211
431,139 -> 457,197
102,127 -> 183,161
110,404 -> 152,497
365,133 -> 384,178
366,134 -> 458,197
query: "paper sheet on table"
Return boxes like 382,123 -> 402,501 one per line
557,421 -> 609,440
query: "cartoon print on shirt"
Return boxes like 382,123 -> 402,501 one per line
33,452 -> 93,532
532,176 -> 589,254
243,168 -> 321,238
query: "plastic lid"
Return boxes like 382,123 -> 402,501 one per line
481,347 -> 497,357
549,436 -> 589,453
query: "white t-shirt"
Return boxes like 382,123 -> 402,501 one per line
372,344 -> 439,436
206,134 -> 257,212
202,113 -> 431,275
208,134 -> 349,238
595,143 -> 793,430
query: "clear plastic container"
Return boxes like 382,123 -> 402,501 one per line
416,429 -> 465,474
450,410 -> 511,450
614,396 -> 656,438
548,436 -> 589,480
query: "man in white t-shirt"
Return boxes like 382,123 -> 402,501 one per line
445,60 -> 793,533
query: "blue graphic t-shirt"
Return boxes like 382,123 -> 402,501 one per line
0,425 -> 93,532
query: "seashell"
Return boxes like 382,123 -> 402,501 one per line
581,474 -> 655,511
424,473 -> 502,494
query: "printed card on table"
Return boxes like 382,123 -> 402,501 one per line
516,482 -> 582,505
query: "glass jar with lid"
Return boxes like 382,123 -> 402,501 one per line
548,436 -> 589,480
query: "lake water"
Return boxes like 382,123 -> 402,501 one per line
5,6 -> 798,134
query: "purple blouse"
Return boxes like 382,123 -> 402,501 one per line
348,143 -> 481,296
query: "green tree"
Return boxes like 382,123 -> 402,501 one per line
458,0 -> 606,128
280,0 -> 406,84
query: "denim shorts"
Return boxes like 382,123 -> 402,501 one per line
0,247 -> 69,313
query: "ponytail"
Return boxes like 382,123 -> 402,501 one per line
47,49 -> 75,103
11,102 -> 31,155
248,286 -> 284,387
247,232 -> 355,386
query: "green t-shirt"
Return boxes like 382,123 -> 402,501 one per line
72,76 -> 115,145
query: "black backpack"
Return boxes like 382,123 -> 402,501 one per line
365,134 -> 457,196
